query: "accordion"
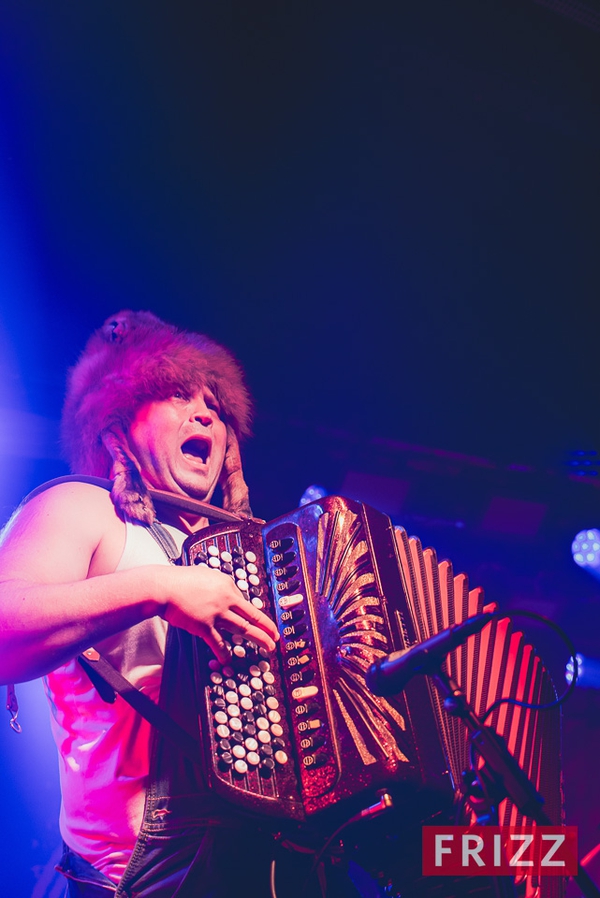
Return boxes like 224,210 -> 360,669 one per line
181,496 -> 562,890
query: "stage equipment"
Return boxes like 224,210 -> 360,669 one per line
572,529 -> 600,579
181,495 -> 564,898
566,653 -> 600,688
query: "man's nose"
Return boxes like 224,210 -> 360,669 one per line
189,398 -> 213,425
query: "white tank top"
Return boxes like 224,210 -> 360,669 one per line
44,520 -> 187,884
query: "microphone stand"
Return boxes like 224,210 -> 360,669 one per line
426,665 -> 600,898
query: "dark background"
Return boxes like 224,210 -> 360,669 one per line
0,1 -> 599,894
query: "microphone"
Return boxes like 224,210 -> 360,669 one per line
366,612 -> 495,696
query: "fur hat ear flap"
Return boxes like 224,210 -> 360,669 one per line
219,427 -> 252,518
101,426 -> 157,525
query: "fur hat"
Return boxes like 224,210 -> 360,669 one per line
61,310 -> 253,523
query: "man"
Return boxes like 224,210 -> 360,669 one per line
0,311 -> 318,897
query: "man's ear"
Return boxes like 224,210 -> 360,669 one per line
101,426 -> 156,525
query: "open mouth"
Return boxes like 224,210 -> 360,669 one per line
181,437 -> 210,464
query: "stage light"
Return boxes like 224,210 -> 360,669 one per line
299,484 -> 328,506
566,654 -> 600,689
571,529 -> 600,575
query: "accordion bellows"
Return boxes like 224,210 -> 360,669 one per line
179,495 -> 563,898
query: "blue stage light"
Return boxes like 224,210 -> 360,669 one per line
566,654 -> 600,689
299,484 -> 328,506
571,529 -> 600,573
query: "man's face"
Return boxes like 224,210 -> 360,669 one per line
127,387 -> 227,501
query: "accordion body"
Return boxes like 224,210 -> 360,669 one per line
181,496 -> 563,892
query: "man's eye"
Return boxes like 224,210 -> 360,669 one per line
173,391 -> 188,401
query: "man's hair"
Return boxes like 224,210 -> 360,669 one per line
61,310 -> 253,523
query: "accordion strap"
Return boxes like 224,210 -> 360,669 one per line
78,648 -> 202,766
75,508 -> 201,765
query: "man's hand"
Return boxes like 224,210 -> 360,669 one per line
155,565 -> 279,664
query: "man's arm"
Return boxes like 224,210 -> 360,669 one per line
0,482 -> 278,684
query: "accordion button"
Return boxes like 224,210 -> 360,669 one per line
292,685 -> 319,701
249,586 -> 262,598
224,678 -> 237,690
268,710 -> 281,724
256,717 -> 269,730
212,698 -> 227,711
243,723 -> 257,737
208,545 -> 219,556
215,724 -> 230,739
260,759 -> 275,776
274,750 -> 289,765
268,537 -> 293,552
240,697 -> 253,711
249,665 -> 261,677
220,551 -> 232,563
278,594 -> 304,609
231,731 -> 244,745
257,730 -> 271,744
247,751 -> 260,766
229,718 -> 243,731
221,563 -> 233,574
219,753 -> 233,768
225,691 -> 238,704
222,666 -> 235,678
250,677 -> 263,691
227,705 -> 240,718
300,734 -> 325,751
259,744 -> 273,756
233,645 -> 246,658
209,557 -> 221,568
238,683 -> 251,697
266,697 -> 279,710
263,672 -> 275,685
277,580 -> 300,595
232,745 -> 246,760
303,752 -> 328,770
210,672 -> 223,685
251,598 -> 264,610
214,711 -> 228,725
270,724 -> 284,737
248,575 -> 261,587
236,580 -> 249,591
245,737 -> 258,751
245,551 -> 257,563
234,760 -> 248,775
246,563 -> 258,575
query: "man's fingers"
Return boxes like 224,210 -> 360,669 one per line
230,595 -> 279,642
204,628 -> 232,665
221,610 -> 278,653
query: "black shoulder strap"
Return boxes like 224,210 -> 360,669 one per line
78,649 -> 201,765
76,504 -> 199,762
23,475 -> 246,524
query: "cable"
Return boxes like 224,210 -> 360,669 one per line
480,609 -> 579,724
